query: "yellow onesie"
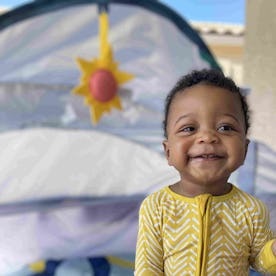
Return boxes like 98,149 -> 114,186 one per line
135,184 -> 276,275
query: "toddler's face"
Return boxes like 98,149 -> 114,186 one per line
163,84 -> 249,187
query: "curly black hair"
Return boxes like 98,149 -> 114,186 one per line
163,69 -> 250,138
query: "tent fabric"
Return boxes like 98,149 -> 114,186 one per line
0,192 -> 141,273
0,0 -> 221,73
0,128 -> 178,203
256,142 -> 276,194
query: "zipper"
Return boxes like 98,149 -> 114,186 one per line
196,194 -> 212,276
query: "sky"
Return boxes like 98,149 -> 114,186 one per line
1,0 -> 245,24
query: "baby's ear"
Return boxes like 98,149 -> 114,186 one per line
163,140 -> 170,161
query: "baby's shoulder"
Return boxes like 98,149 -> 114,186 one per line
140,186 -> 172,209
233,186 -> 268,214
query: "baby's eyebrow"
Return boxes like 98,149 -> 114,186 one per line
220,113 -> 240,123
174,113 -> 193,125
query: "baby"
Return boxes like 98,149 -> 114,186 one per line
135,69 -> 276,275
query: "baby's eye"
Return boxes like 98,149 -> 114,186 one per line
181,126 -> 196,133
217,125 -> 234,132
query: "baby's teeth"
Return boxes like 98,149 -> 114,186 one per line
196,154 -> 218,158
203,154 -> 216,158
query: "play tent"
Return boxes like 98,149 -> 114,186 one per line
0,0 -> 275,275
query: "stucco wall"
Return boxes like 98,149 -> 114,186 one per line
244,0 -> 276,150
198,30 -> 244,85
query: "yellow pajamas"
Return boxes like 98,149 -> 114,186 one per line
135,185 -> 276,275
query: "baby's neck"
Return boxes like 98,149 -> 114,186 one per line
170,181 -> 232,197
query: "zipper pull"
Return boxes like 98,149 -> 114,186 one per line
197,194 -> 211,216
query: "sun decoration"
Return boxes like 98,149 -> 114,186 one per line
72,11 -> 134,124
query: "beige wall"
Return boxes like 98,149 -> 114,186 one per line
244,0 -> 276,150
210,44 -> 244,85
199,32 -> 244,85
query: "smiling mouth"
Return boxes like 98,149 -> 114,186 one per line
190,154 -> 223,160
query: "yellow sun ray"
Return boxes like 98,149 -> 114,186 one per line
86,95 -> 122,124
72,83 -> 89,96
77,58 -> 98,74
72,10 -> 134,124
114,70 -> 134,84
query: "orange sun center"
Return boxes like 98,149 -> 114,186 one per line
89,69 -> 118,102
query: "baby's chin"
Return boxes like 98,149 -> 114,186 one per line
186,169 -> 231,187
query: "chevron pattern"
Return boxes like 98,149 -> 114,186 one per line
135,185 -> 276,275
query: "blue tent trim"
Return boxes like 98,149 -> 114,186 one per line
30,258 -> 110,275
0,0 -> 221,70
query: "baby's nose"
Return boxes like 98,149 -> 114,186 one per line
197,130 -> 219,144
